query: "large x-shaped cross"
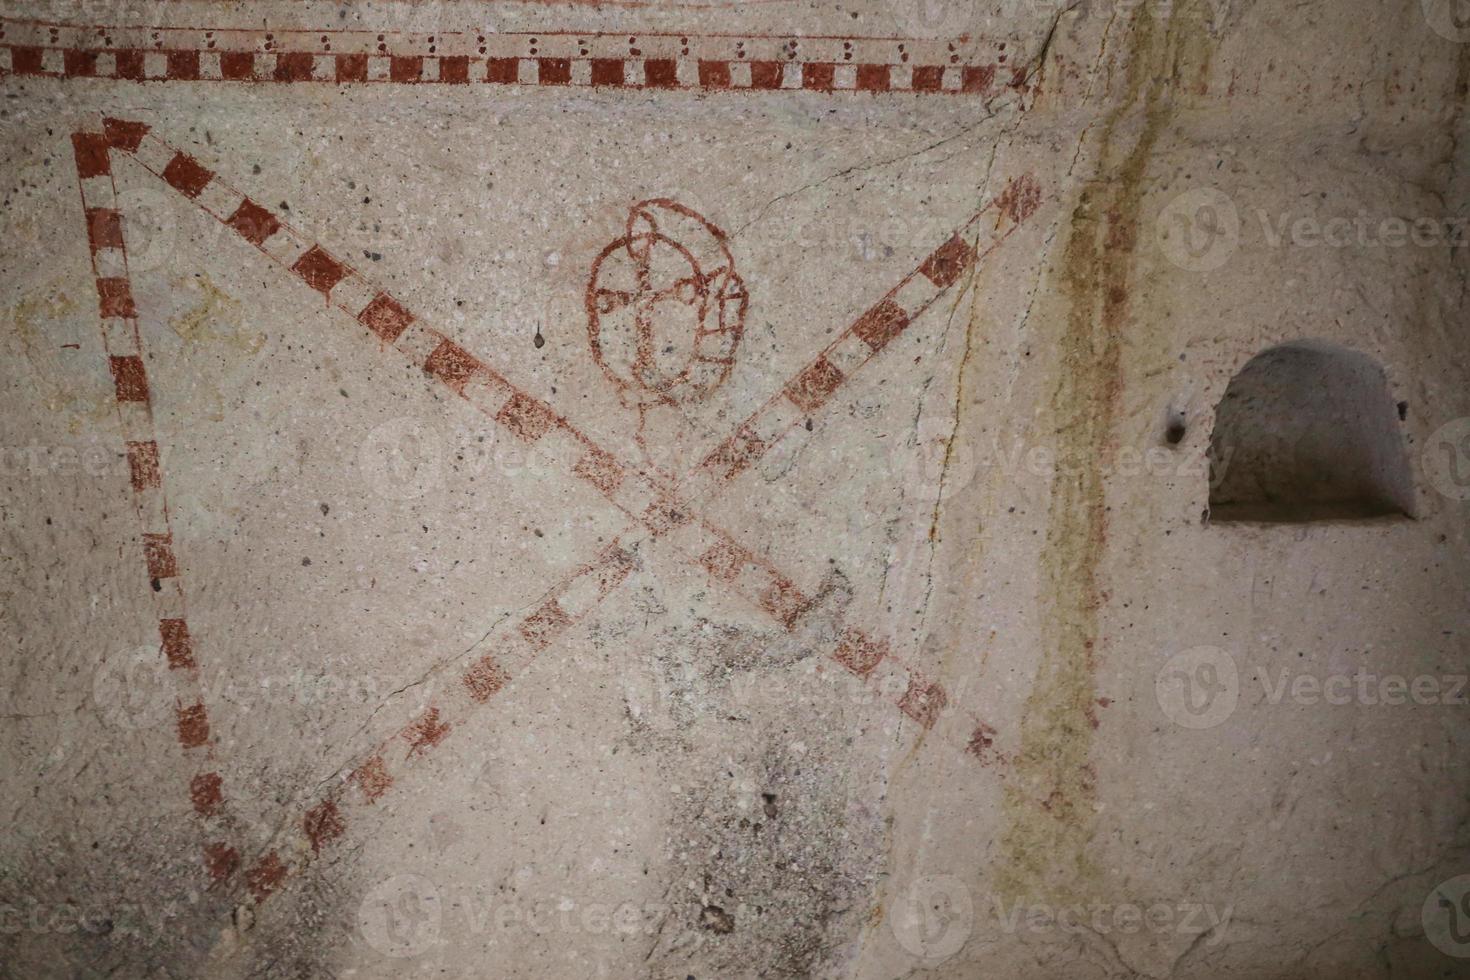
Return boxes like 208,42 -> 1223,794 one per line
71,115 -> 1041,904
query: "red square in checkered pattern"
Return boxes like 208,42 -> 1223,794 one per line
487,58 -> 519,84
97,278 -> 137,318
750,61 -> 782,89
833,630 -> 886,678
108,355 -> 148,402
86,208 -> 124,252
699,61 -> 731,89
166,51 -> 200,80
851,298 -> 910,352
520,601 -> 572,651
590,59 -> 624,87
538,58 -> 571,85
423,339 -> 482,391
703,427 -> 765,481
220,51 -> 255,80
335,54 -> 368,82
226,199 -> 282,246
143,532 -> 178,580
898,678 -> 947,729
64,50 -> 98,78
159,618 -> 195,669
438,56 -> 470,84
912,65 -> 945,92
162,153 -> 214,199
463,655 -> 509,703
274,52 -> 315,82
292,246 -> 347,296
573,448 -> 625,495
644,59 -> 677,88
856,64 -> 891,92
699,541 -> 747,582
785,357 -> 845,413
919,235 -> 978,288
496,393 -> 556,443
390,56 -> 423,83
72,133 -> 111,178
357,293 -> 414,343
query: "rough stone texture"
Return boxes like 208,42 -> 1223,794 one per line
1,0 -> 1468,977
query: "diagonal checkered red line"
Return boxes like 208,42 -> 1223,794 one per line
69,123 -> 247,884
74,116 -> 1040,903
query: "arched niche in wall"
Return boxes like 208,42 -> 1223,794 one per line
1207,340 -> 1414,523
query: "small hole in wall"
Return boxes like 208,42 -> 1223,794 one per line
1207,340 -> 1414,523
1164,411 -> 1187,445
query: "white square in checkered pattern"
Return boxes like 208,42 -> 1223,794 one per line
150,578 -> 187,621
891,272 -> 943,320
518,58 -> 538,85
43,49 -> 65,74
729,61 -> 751,88
660,519 -> 723,572
115,401 -> 154,444
192,180 -> 244,223
865,655 -> 910,703
745,396 -> 802,448
529,424 -> 589,480
676,58 -> 698,87
95,52 -> 117,77
468,58 -> 489,82
890,65 -> 914,91
367,56 -> 391,81
135,485 -> 167,534
571,59 -> 591,86
421,58 -> 440,83
391,322 -> 444,370
732,560 -> 781,609
198,52 -> 220,79
93,248 -> 128,280
624,59 -> 644,86
312,55 -> 335,81
462,373 -> 514,417
823,331 -> 873,378
834,64 -> 857,90
608,473 -> 661,524
129,135 -> 177,177
329,273 -> 379,323
256,224 -> 312,268
556,563 -> 614,620
942,67 -> 963,91
101,317 -> 139,357
781,62 -> 801,89
252,53 -> 276,81
144,52 -> 168,79
78,175 -> 115,208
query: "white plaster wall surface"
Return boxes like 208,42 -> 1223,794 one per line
0,0 -> 1466,977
